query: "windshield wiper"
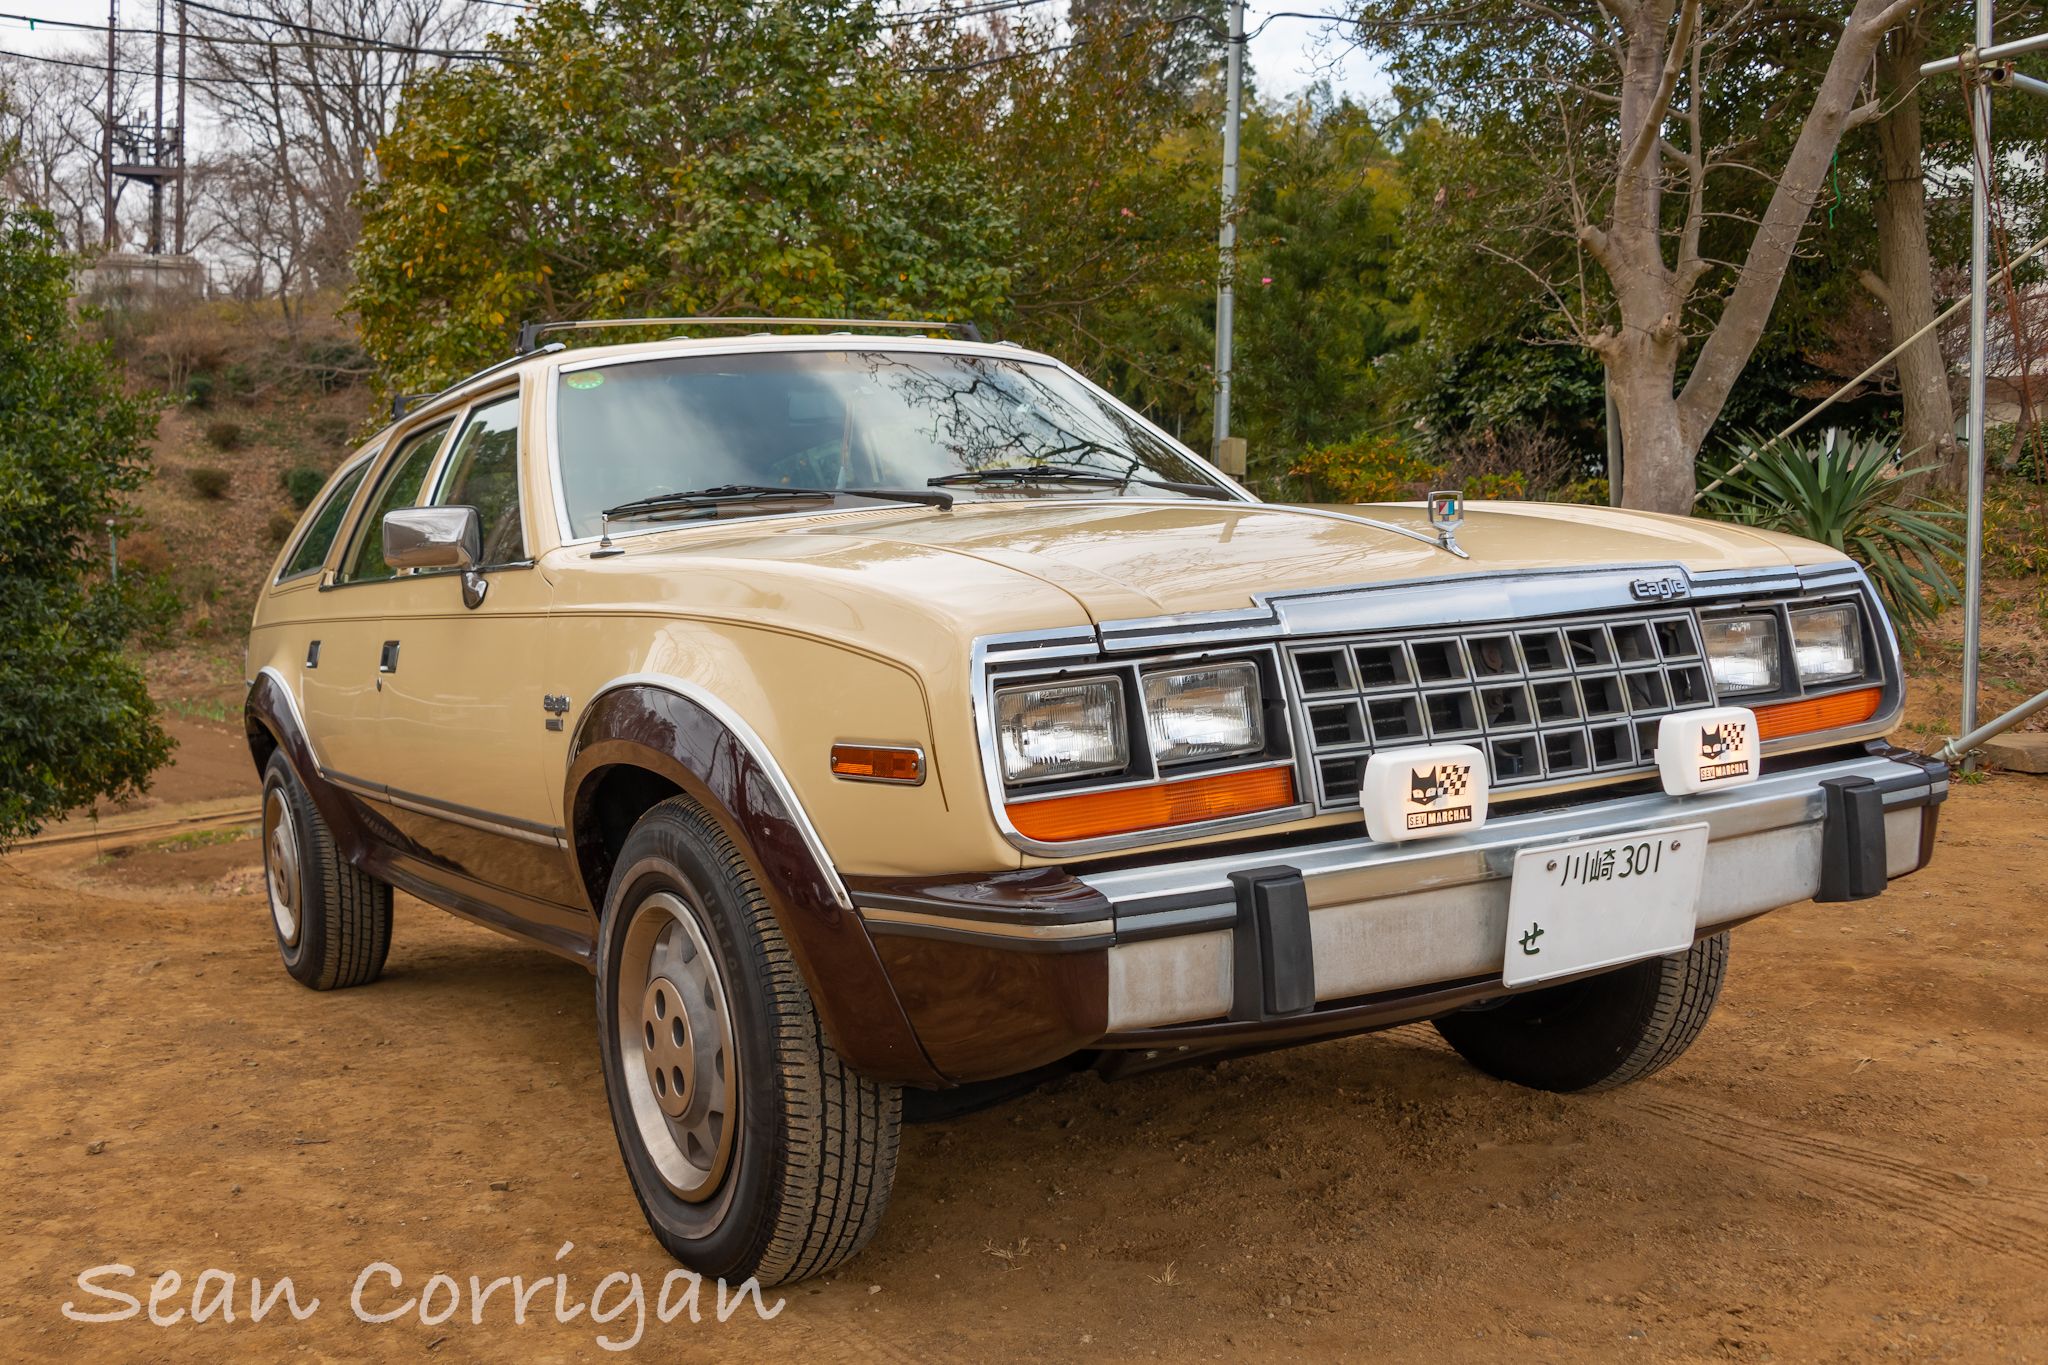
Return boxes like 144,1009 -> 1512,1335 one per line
928,464 -> 1123,489
928,464 -> 1234,500
1131,476 -> 1234,501
600,484 -> 952,522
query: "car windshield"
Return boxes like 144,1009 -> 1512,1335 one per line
553,348 -> 1225,536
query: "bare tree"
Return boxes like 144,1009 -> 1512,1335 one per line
0,45 -> 152,253
186,0 -> 488,295
1363,0 -> 1923,512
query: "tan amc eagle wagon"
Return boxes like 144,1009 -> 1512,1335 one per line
246,318 -> 1947,1285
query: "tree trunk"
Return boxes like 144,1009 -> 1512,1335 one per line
1868,17 -> 1959,489
1608,334 -> 1695,513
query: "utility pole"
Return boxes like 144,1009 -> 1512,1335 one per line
103,0 -> 117,248
1211,0 -> 1246,478
151,0 -> 167,254
174,0 -> 188,255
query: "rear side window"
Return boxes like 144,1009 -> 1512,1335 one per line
432,394 -> 525,566
278,458 -> 371,581
338,420 -> 452,584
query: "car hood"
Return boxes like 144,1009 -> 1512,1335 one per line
781,498 -> 1839,624
554,498 -> 1846,673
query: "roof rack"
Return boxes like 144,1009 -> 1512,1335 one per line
388,342 -> 568,423
514,315 -> 985,354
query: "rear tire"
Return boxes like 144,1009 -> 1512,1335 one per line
260,751 -> 392,990
1434,932 -> 1728,1092
595,796 -> 901,1286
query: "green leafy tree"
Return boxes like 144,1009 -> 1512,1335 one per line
0,186 -> 172,846
900,1 -> 1225,432
1228,95 -> 1415,480
352,0 -> 1015,390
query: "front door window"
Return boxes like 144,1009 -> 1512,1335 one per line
338,420 -> 452,585
431,395 -> 525,566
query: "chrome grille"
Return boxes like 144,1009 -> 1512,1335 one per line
1287,611 -> 1717,810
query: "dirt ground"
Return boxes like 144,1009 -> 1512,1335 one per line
2,704 -> 2046,1364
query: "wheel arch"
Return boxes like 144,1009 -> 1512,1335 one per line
244,667 -> 303,781
565,678 -> 941,1087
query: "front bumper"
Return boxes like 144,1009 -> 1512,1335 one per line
849,744 -> 1947,1082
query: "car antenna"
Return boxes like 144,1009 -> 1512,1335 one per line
592,510 -> 625,558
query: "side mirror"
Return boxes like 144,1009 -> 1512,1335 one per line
383,506 -> 480,572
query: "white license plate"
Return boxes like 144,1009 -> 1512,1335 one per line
1502,823 -> 1710,988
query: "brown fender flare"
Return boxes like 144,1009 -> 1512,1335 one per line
564,683 -> 942,1087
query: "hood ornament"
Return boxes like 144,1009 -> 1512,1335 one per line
1426,489 -> 1467,556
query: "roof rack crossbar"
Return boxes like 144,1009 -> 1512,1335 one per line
514,315 -> 985,353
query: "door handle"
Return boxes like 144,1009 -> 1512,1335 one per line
305,640 -> 321,668
379,641 -> 401,674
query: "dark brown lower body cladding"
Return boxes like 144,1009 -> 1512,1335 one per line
248,674 -> 945,1086
869,935 -> 1109,1083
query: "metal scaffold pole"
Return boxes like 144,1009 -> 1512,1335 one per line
1918,2 -> 2048,763
1961,0 -> 1994,745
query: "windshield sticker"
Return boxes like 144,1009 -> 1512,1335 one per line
565,373 -> 605,390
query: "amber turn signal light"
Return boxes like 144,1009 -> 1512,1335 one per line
830,744 -> 926,785
1754,686 -> 1882,741
1007,765 -> 1297,842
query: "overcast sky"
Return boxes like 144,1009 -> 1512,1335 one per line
0,0 -> 1392,137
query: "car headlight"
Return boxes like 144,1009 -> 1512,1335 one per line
1702,615 -> 1781,695
994,678 -> 1128,784
1142,662 -> 1264,765
1790,604 -> 1865,684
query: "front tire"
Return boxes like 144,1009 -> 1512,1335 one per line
260,751 -> 392,990
595,797 -> 901,1286
1434,932 -> 1728,1092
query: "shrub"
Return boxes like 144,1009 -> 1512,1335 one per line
300,337 -> 371,393
1289,435 -> 1445,503
1434,424 -> 1593,500
267,509 -> 299,545
0,191 -> 173,845
183,372 -> 215,409
1700,431 -> 1962,631
203,419 -> 245,451
312,413 -> 353,446
1465,471 -> 1527,499
1984,477 -> 2048,578
280,465 -> 327,509
186,466 -> 232,500
118,529 -> 173,577
1548,476 -> 1610,505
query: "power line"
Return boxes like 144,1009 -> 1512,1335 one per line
898,7 -> 1220,72
878,0 -> 1056,29
0,8 -> 504,59
0,42 -> 429,86
177,0 -> 507,60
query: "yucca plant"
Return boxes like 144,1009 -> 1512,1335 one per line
1699,431 -> 1963,631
